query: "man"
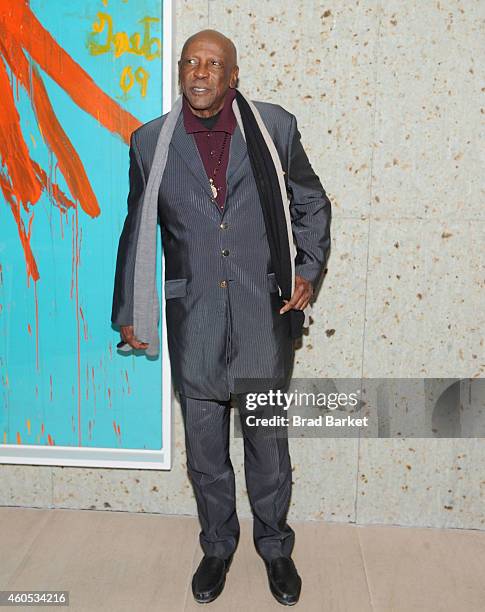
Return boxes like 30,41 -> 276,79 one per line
111,30 -> 331,606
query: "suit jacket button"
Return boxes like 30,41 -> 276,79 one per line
221,249 -> 229,257
219,280 -> 228,288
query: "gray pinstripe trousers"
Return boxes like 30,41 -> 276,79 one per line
179,392 -> 295,561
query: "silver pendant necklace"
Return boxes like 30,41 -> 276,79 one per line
209,178 -> 218,198
209,132 -> 229,199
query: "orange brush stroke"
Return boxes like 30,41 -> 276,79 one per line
0,54 -> 41,206
31,63 -> 100,217
0,36 -> 100,217
0,0 -> 141,143
0,174 -> 40,281
0,34 -> 95,280
0,160 -> 75,281
31,160 -> 77,212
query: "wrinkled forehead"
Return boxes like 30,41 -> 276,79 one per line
181,36 -> 236,64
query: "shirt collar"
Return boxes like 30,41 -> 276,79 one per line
182,88 -> 237,134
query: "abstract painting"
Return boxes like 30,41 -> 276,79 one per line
0,0 -> 173,469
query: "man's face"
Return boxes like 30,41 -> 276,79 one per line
178,36 -> 238,118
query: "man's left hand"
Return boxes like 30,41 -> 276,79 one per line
279,275 -> 314,314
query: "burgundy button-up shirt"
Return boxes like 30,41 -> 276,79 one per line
182,88 -> 237,210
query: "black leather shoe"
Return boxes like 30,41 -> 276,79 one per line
265,557 -> 302,606
191,554 -> 233,604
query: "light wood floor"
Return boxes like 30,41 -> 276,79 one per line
1,507 -> 484,611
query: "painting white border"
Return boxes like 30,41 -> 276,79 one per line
0,0 -> 175,471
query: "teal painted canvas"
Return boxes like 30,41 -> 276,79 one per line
0,0 -> 172,468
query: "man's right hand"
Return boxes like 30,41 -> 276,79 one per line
120,325 -> 149,350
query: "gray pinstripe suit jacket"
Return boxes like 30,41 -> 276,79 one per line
112,99 -> 331,401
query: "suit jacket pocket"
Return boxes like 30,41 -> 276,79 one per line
164,278 -> 187,299
267,272 -> 279,293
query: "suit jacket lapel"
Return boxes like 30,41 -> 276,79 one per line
170,113 -> 214,199
169,108 -> 249,206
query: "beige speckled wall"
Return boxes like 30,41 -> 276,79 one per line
1,1 -> 483,529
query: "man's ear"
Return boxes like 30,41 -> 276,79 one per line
230,66 -> 239,89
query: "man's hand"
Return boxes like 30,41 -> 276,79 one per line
279,275 -> 313,314
120,325 -> 149,350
